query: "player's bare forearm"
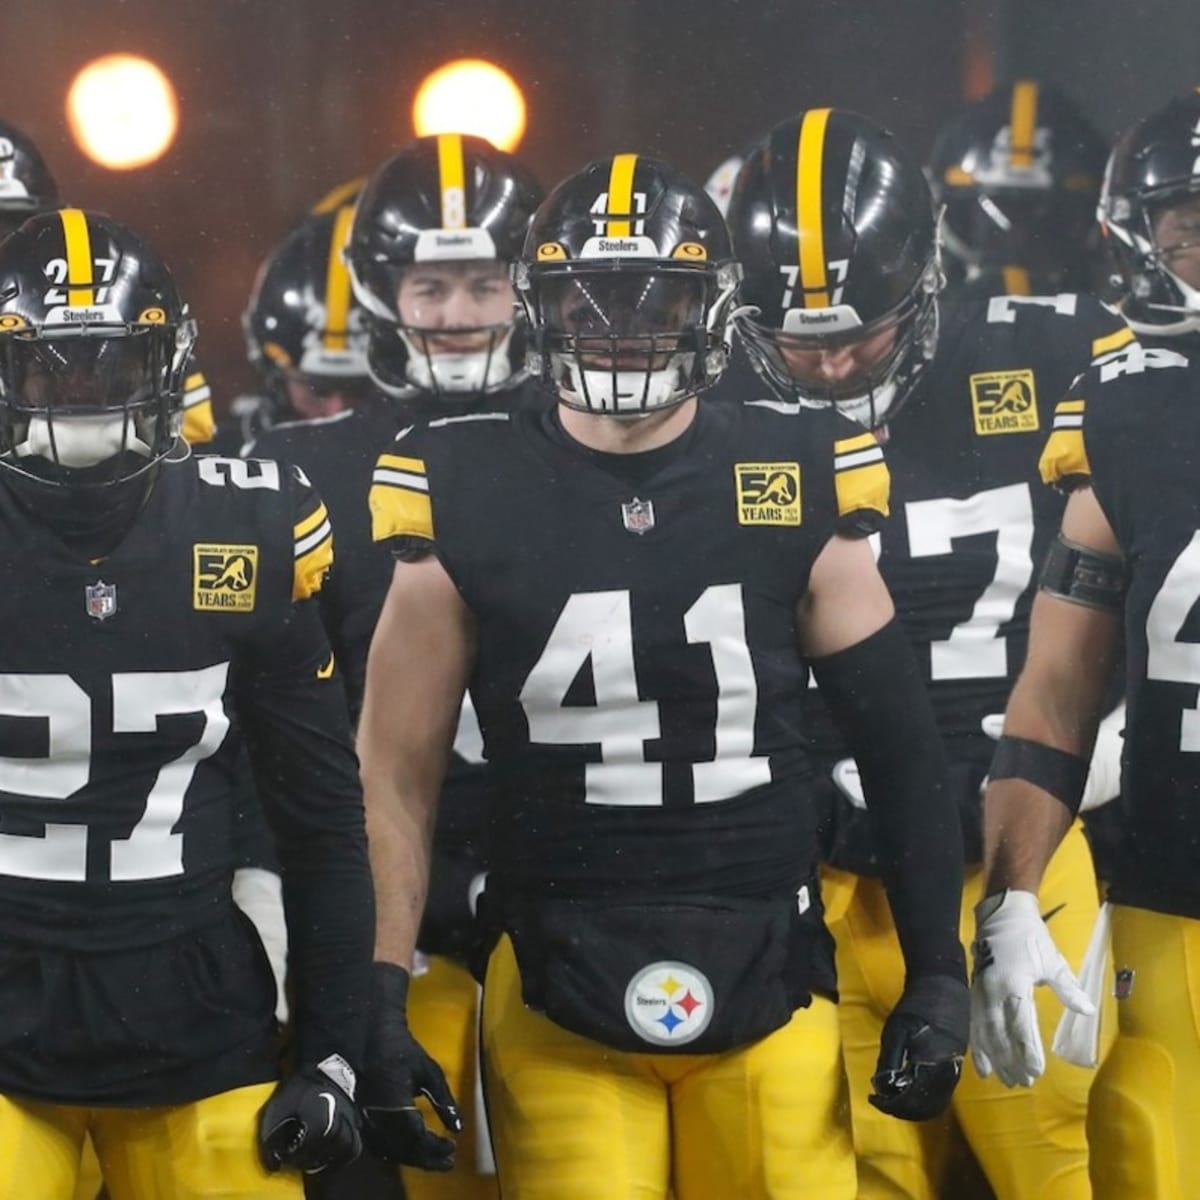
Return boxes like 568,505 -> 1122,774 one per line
358,557 -> 474,966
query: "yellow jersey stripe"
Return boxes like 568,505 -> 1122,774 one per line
293,535 -> 334,602
1039,428 -> 1090,485
60,208 -> 95,307
295,501 -> 330,543
185,371 -> 206,392
370,481 -> 434,543
377,453 -> 426,474
1056,399 -> 1087,414
606,154 -> 638,237
181,399 -> 215,445
833,432 -> 879,457
322,203 -> 355,352
1092,325 -> 1135,357
437,134 -> 466,230
1009,81 -> 1038,170
797,108 -> 832,308
1002,265 -> 1032,295
835,460 -> 890,520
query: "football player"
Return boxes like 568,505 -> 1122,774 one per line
928,81 -> 1108,300
0,209 -> 373,1198
252,136 -> 543,1200
0,119 -> 57,243
972,89 -> 1200,1200
358,153 -> 970,1200
724,107 -> 1129,1199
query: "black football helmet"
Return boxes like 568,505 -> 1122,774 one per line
516,154 -> 739,416
0,209 -> 195,488
929,81 -> 1107,293
0,120 -> 59,240
1100,90 -> 1200,335
347,134 -> 542,397
728,109 -> 940,427
243,201 -> 370,421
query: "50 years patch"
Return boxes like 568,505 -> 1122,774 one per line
734,462 -> 801,526
970,369 -> 1039,435
193,543 -> 258,611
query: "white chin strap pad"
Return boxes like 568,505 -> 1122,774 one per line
400,329 -> 514,393
17,414 -> 153,468
563,355 -> 693,415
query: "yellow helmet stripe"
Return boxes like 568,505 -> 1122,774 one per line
606,153 -> 638,237
1009,80 -> 1039,170
60,208 -> 95,308
796,108 -> 832,309
312,175 -> 366,215
436,134 -> 466,230
323,203 -> 356,352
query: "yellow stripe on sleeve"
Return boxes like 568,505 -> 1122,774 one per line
369,481 -> 434,543
796,108 -> 832,308
1009,81 -> 1038,170
182,400 -> 215,445
605,154 -> 638,237
833,433 -> 890,520
376,453 -> 427,475
1091,325 -> 1135,358
1039,401 -> 1091,485
322,204 -> 356,352
293,534 -> 334,601
294,501 -> 330,543
60,208 -> 95,307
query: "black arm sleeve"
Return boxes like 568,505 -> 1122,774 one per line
810,619 -> 966,983
233,599 -> 374,1072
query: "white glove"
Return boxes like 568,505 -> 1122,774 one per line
970,889 -> 1095,1087
831,758 -> 866,809
232,866 -> 289,1024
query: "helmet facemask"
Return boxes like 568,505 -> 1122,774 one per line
736,263 -> 940,429
522,262 -> 737,418
1105,184 -> 1200,335
0,318 -> 193,487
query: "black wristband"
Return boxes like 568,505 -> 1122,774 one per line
989,735 -> 1088,815
371,961 -> 412,1014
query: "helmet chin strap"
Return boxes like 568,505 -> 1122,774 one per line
560,353 -> 694,417
400,328 -> 514,394
17,414 -> 154,468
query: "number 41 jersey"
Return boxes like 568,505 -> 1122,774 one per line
810,292 -> 1132,781
1043,335 -> 1200,920
370,400 -> 889,902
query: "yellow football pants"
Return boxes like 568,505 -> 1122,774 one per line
0,1081 -> 299,1200
1089,903 -> 1200,1200
480,934 -> 856,1200
823,819 -> 1099,1200
404,954 -> 499,1200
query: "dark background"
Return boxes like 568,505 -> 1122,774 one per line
3,0 -> 1198,411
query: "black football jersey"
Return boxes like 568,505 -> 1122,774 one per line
801,291 -> 1132,776
369,398 -> 890,902
0,453 -> 336,949
1043,334 -> 1200,919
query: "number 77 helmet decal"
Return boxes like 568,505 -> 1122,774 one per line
0,209 -> 195,487
727,109 -> 941,428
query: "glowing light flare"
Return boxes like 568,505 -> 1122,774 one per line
67,54 -> 179,170
412,59 -> 527,153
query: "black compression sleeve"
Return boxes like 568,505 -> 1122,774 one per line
234,599 -> 375,1072
810,619 -> 966,983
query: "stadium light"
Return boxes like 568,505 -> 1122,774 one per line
67,54 -> 179,170
412,59 -> 527,153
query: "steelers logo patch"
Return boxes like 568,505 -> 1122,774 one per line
970,369 -> 1039,435
624,961 -> 714,1047
193,543 -> 259,612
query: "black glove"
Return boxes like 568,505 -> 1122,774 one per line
259,1054 -> 362,1175
869,974 -> 968,1122
360,961 -> 462,1170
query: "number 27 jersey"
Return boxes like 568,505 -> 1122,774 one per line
370,400 -> 889,900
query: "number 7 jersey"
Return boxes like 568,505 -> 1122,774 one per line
369,399 -> 889,900
1043,333 -> 1200,919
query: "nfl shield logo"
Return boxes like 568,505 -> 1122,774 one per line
621,497 -> 655,535
85,581 -> 117,621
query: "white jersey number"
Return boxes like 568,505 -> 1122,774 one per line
0,665 -> 230,882
1147,531 -> 1200,752
904,483 -> 1036,680
520,584 -> 771,806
